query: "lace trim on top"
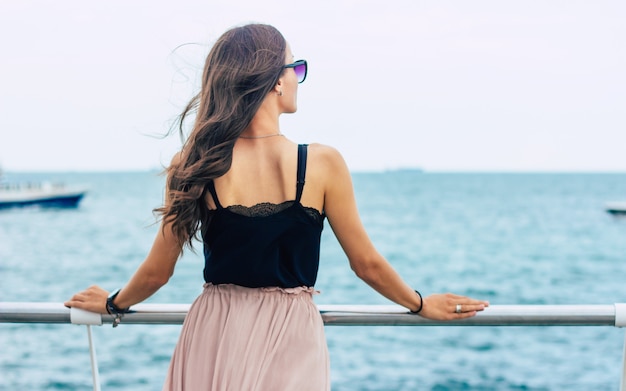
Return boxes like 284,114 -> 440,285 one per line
225,200 -> 323,222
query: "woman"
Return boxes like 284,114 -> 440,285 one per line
65,24 -> 488,390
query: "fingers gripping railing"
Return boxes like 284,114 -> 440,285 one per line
1,303 -> 626,390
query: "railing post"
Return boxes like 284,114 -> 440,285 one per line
70,308 -> 102,391
85,326 -> 101,391
619,331 -> 626,391
615,304 -> 626,391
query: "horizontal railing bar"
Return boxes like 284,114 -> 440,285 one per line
1,302 -> 623,327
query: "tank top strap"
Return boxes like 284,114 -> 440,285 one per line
295,144 -> 308,203
207,180 -> 223,209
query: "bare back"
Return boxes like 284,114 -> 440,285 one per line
207,137 -> 326,214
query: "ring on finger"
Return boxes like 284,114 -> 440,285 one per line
455,304 -> 462,313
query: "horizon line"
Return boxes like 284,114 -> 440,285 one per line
3,168 -> 626,175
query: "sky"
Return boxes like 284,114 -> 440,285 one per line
0,1 -> 624,172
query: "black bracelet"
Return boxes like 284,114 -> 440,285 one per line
409,290 -> 423,314
106,289 -> 130,328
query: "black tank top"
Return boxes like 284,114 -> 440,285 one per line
202,144 -> 325,288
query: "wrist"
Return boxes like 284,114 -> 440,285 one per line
409,290 -> 423,314
106,289 -> 130,327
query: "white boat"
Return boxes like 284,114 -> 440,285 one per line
0,181 -> 88,209
606,202 -> 626,215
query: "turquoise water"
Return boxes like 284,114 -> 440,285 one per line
1,171 -> 625,390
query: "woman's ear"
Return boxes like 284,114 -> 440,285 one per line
274,79 -> 284,96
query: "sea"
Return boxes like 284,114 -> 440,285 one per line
1,171 -> 625,390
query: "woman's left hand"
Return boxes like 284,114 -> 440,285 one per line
64,285 -> 110,314
419,293 -> 489,321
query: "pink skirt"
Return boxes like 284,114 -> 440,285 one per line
163,284 -> 330,391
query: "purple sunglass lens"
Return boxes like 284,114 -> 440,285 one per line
294,63 -> 307,83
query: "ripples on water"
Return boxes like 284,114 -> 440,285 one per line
1,171 -> 625,390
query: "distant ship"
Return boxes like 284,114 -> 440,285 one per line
605,202 -> 626,215
0,181 -> 87,209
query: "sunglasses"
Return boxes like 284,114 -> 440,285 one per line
283,60 -> 307,84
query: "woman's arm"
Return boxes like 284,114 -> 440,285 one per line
64,221 -> 182,313
65,156 -> 183,314
320,146 -> 488,320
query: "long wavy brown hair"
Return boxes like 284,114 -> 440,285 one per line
155,24 -> 287,250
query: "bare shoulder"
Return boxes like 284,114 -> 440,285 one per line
305,143 -> 352,203
302,143 -> 351,210
169,151 -> 183,166
307,143 -> 347,171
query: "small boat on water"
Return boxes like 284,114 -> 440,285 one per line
605,202 -> 626,215
0,181 -> 88,210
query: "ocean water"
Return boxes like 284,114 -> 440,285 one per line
1,171 -> 625,390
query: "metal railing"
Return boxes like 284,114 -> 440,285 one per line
2,302 -> 626,390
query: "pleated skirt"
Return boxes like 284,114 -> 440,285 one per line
163,283 -> 330,391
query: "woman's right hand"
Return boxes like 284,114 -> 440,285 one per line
64,285 -> 110,314
419,293 -> 489,320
